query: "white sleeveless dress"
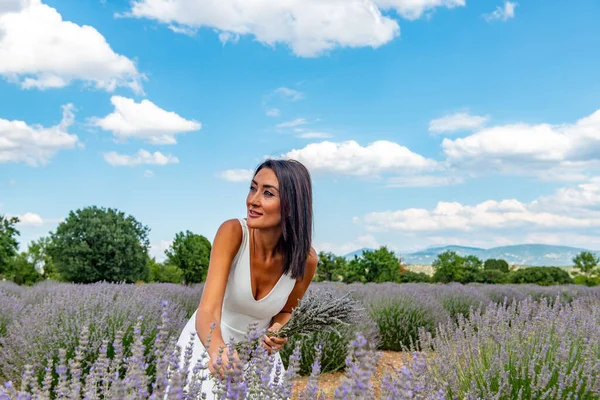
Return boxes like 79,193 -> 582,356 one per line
174,218 -> 297,398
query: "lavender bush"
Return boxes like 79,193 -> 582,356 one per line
405,295 -> 600,399
0,281 -> 201,385
2,280 -> 600,399
0,290 -> 24,337
361,283 -> 449,351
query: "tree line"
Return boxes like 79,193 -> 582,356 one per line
0,207 -> 211,285
1,206 -> 599,286
315,247 -> 600,286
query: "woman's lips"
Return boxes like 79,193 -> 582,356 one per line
248,209 -> 263,218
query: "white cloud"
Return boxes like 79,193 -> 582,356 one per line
16,212 -> 44,226
8,211 -> 62,227
124,0 -> 465,57
218,168 -> 254,182
218,31 -> 240,44
429,112 -> 489,134
266,108 -> 280,117
144,169 -> 154,178
524,232 -> 600,249
483,1 -> 517,22
362,178 -> 600,234
385,175 -> 464,187
274,87 -> 304,101
276,118 -> 307,130
123,0 -> 402,57
0,103 -> 79,166
0,0 -> 143,92
90,96 -> 201,145
281,140 -> 438,176
104,149 -> 179,166
442,108 -> 600,179
373,0 -> 465,20
297,131 -> 333,139
149,239 -> 173,262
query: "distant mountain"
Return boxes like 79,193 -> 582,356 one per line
343,244 -> 600,267
343,248 -> 376,260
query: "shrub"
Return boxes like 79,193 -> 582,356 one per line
574,275 -> 600,287
474,269 -> 509,284
368,291 -> 447,351
483,258 -> 509,273
410,296 -> 600,399
433,283 -> 490,321
0,305 -> 384,400
0,282 -> 199,384
398,270 -> 431,283
509,266 -> 573,286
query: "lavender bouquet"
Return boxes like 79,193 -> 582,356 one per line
237,290 -> 363,351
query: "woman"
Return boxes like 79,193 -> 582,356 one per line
174,159 -> 318,398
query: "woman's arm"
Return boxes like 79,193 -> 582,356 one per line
195,219 -> 243,355
264,247 -> 318,352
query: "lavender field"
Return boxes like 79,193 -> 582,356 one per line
1,280 -> 600,399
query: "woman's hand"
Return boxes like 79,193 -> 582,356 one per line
263,322 -> 288,355
208,346 -> 243,380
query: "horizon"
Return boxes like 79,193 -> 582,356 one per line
1,0 -> 600,262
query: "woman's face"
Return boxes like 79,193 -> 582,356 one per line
246,167 -> 282,229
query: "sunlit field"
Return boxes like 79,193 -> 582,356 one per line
2,280 -> 600,399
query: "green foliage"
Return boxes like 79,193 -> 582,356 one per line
314,251 -> 346,282
462,255 -> 484,283
165,230 -> 211,284
484,258 -> 509,273
509,266 -> 574,286
4,252 -> 43,286
48,206 -> 150,283
342,247 -> 401,283
0,214 -> 20,276
148,258 -> 183,284
26,236 -> 58,280
572,251 -> 600,279
368,296 -> 442,351
474,269 -> 509,284
398,270 -> 431,283
432,251 -> 484,284
573,275 -> 600,287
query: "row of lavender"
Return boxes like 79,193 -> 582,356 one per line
1,280 -> 599,398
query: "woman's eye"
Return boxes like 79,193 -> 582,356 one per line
249,186 -> 256,191
265,191 -> 274,197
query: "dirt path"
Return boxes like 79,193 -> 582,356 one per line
290,351 -> 407,399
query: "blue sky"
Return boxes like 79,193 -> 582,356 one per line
1,0 -> 600,260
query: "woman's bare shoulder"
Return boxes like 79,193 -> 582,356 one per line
212,218 -> 243,251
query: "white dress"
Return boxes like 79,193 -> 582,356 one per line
173,218 -> 297,399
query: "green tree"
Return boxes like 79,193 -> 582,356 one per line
0,214 -> 20,277
343,247 -> 401,283
462,255 -> 484,283
484,258 -> 509,273
572,251 -> 600,278
509,266 -> 573,286
6,252 -> 43,286
26,236 -> 58,280
165,230 -> 211,284
49,206 -> 150,283
432,250 -> 464,283
314,251 -> 346,282
148,258 -> 183,284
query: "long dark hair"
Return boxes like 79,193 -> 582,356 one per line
253,159 -> 313,280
